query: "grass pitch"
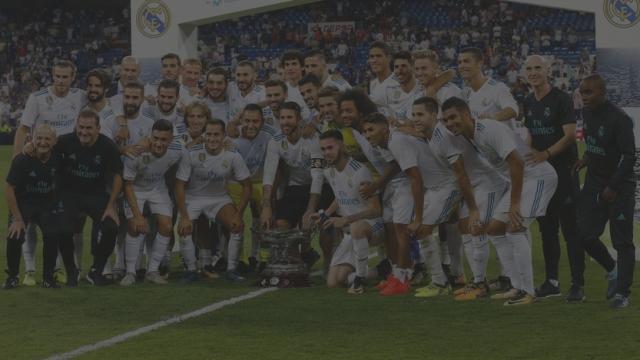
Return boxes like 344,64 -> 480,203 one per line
0,145 -> 639,360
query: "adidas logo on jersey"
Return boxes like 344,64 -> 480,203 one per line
29,171 -> 37,177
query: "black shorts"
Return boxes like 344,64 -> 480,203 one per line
9,200 -> 63,235
59,191 -> 110,233
275,185 -> 310,227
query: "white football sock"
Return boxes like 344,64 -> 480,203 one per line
148,234 -> 170,273
73,232 -> 83,270
125,233 -> 144,274
199,249 -> 213,268
490,234 -> 517,289
180,235 -> 197,271
424,235 -> 447,286
353,236 -> 369,278
509,231 -> 534,295
226,233 -> 242,271
446,223 -> 463,276
22,223 -> 38,272
113,238 -> 126,273
472,235 -> 489,283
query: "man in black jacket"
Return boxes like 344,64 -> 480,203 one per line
575,74 -> 636,309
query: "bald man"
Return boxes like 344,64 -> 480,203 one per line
4,125 -> 75,289
522,55 -> 584,302
575,74 -> 636,309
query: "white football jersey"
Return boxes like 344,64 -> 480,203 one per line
451,134 -> 508,189
369,75 -> 399,108
123,141 -> 185,193
86,102 -> 117,141
21,87 -> 87,135
262,133 -> 324,194
103,110 -> 154,146
204,97 -> 231,124
388,125 -> 459,189
323,158 -> 374,217
461,78 -> 518,128
227,82 -> 266,118
469,118 -> 555,179
377,82 -> 423,123
176,145 -> 250,198
230,123 -> 278,182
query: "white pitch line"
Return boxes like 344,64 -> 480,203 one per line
44,287 -> 278,360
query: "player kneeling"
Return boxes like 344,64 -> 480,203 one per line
121,119 -> 184,286
313,130 -> 384,294
175,119 -> 252,283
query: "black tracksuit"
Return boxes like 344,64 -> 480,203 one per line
578,100 -> 636,297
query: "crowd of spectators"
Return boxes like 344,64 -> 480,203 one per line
1,0 -> 596,130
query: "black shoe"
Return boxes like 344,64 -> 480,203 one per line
348,276 -> 365,295
213,256 -> 228,273
302,249 -> 321,270
535,280 -> 561,298
159,263 -> 170,277
66,270 -> 79,288
3,275 -> 19,289
247,256 -> 258,274
42,278 -> 61,289
87,270 -> 112,286
257,261 -> 267,274
566,285 -> 586,303
375,258 -> 392,279
489,276 -> 512,292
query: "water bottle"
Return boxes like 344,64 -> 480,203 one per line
409,234 -> 421,262
318,209 -> 336,236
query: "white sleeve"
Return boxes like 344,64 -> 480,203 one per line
309,137 -> 325,195
496,83 -> 519,116
20,93 -> 38,128
175,152 -> 192,182
110,95 -> 124,117
232,152 -> 251,182
388,134 -> 418,171
441,131 -> 462,165
123,157 -> 138,181
262,139 -> 280,187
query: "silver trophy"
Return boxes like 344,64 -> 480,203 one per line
257,229 -> 311,287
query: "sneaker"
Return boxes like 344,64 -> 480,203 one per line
301,249 -> 321,270
42,278 -> 60,289
145,271 -> 168,285
491,288 -> 519,300
3,275 -> 19,289
119,273 -> 137,286
535,280 -> 561,298
158,263 -> 170,279
566,285 -> 586,303
66,270 -> 79,288
87,270 -> 112,286
451,274 -> 466,290
201,265 -> 220,279
22,271 -> 36,286
454,282 -> 489,301
454,283 -> 475,296
609,294 -> 629,309
415,283 -> 451,298
224,270 -> 246,283
380,276 -> 410,296
348,276 -> 365,295
606,271 -> 618,300
488,276 -> 511,292
504,291 -> 536,306
53,269 -> 67,284
110,269 -> 125,282
247,256 -> 258,274
181,271 -> 200,283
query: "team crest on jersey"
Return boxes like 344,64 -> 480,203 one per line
598,126 -> 605,137
136,0 -> 171,38
393,90 -> 402,99
198,153 -> 206,162
142,155 -> 151,164
94,155 -> 101,164
46,96 -> 53,110
222,160 -> 230,169
544,107 -> 551,118
481,98 -> 489,106
281,141 -> 288,150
